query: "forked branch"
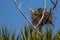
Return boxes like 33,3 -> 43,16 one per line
51,0 -> 58,10
14,0 -> 36,29
14,0 -> 46,34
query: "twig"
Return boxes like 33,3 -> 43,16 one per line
14,0 -> 36,29
14,0 -> 46,34
51,0 -> 58,10
28,7 -> 34,12
36,0 -> 46,27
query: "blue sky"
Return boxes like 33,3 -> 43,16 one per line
0,0 -> 60,34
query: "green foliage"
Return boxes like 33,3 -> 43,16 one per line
53,31 -> 60,40
0,25 -> 60,40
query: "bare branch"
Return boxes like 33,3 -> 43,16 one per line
19,2 -> 22,8
14,0 -> 36,29
51,0 -> 58,10
14,0 -> 47,34
28,7 -> 34,12
36,0 -> 46,27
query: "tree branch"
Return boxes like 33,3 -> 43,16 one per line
14,0 -> 36,29
51,0 -> 58,10
14,0 -> 46,34
36,0 -> 46,27
28,7 -> 34,13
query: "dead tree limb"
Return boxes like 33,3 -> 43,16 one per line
14,0 -> 46,34
50,0 -> 58,12
14,0 -> 36,29
36,0 -> 46,27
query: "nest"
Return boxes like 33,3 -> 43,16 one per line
31,8 -> 53,27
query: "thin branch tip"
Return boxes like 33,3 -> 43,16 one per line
19,2 -> 22,8
28,7 -> 34,12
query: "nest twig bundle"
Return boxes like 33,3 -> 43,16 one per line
31,8 -> 53,27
